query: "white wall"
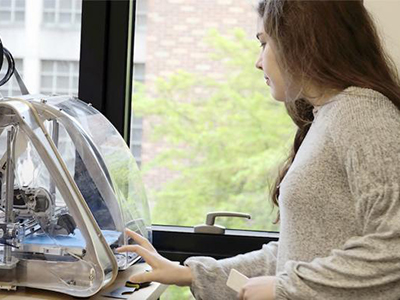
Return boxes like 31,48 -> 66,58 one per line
365,0 -> 400,73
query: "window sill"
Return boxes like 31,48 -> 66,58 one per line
151,225 -> 279,263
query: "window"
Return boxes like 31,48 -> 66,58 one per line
40,60 -> 79,96
79,2 -> 280,299
0,58 -> 23,97
131,0 -> 294,232
0,0 -> 25,24
131,63 -> 145,167
134,63 -> 146,83
43,0 -> 82,27
135,0 -> 147,32
131,115 -> 143,167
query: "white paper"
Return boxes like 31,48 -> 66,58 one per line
226,269 -> 249,293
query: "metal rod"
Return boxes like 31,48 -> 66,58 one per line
50,120 -> 59,197
4,126 -> 15,263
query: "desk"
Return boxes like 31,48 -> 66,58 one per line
0,263 -> 169,300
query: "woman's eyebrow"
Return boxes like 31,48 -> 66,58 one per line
256,32 -> 263,40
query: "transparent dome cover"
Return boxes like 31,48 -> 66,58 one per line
0,94 -> 151,297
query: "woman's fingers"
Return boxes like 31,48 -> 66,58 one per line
129,271 -> 153,284
238,287 -> 245,300
125,229 -> 155,252
116,244 -> 156,266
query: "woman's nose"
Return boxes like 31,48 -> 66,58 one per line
255,56 -> 262,70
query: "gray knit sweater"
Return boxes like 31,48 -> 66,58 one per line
184,86 -> 400,299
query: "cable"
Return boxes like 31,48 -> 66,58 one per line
0,47 -> 15,87
0,38 -> 3,75
0,39 -> 29,94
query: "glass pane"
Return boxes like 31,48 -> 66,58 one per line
74,0 -> 81,11
72,61 -> 79,72
43,0 -> 55,9
43,0 -> 81,26
41,60 -> 54,73
59,0 -> 72,10
43,11 -> 55,23
131,116 -> 143,126
41,61 -> 78,95
133,63 -> 145,82
131,128 -> 142,141
72,76 -> 78,89
14,11 -> 24,22
41,76 -> 53,90
15,0 -> 24,8
57,61 -> 69,73
56,76 -> 69,89
130,0 -> 294,233
74,12 -> 81,24
136,0 -> 147,13
0,11 -> 11,22
0,0 -> 11,8
59,12 -> 71,23
131,145 -> 142,161
136,15 -> 146,32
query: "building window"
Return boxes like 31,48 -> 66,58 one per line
0,58 -> 23,97
40,60 -> 79,96
131,116 -> 143,168
0,0 -> 25,24
43,0 -> 82,26
136,0 -> 147,32
131,63 -> 145,167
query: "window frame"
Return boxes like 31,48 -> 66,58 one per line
0,0 -> 25,24
42,0 -> 82,28
78,0 -> 279,261
40,60 -> 79,96
79,0 -> 133,142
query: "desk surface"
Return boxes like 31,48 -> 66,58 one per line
0,263 -> 168,300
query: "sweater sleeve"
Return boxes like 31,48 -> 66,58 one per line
184,241 -> 278,300
275,100 -> 400,300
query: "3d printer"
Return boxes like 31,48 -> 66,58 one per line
0,40 -> 151,298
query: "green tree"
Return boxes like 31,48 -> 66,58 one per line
133,29 -> 295,232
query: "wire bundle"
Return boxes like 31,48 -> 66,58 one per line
0,38 -> 15,87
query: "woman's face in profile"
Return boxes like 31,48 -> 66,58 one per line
255,18 -> 287,102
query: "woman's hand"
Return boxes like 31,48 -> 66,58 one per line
238,276 -> 276,300
116,229 -> 193,286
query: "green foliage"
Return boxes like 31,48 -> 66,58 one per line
161,286 -> 194,300
133,28 -> 295,232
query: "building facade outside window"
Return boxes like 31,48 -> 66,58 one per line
43,0 -> 81,27
40,60 -> 79,96
0,0 -> 25,24
130,1 -> 287,299
130,0 -> 147,168
135,0 -> 147,32
131,0 -> 292,235
0,58 -> 23,96
131,63 -> 145,167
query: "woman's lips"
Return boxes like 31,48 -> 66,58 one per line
265,77 -> 270,85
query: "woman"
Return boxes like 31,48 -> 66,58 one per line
117,0 -> 400,299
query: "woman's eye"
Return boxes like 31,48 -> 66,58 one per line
259,42 -> 267,48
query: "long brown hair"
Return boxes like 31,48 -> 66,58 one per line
257,0 -> 400,223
